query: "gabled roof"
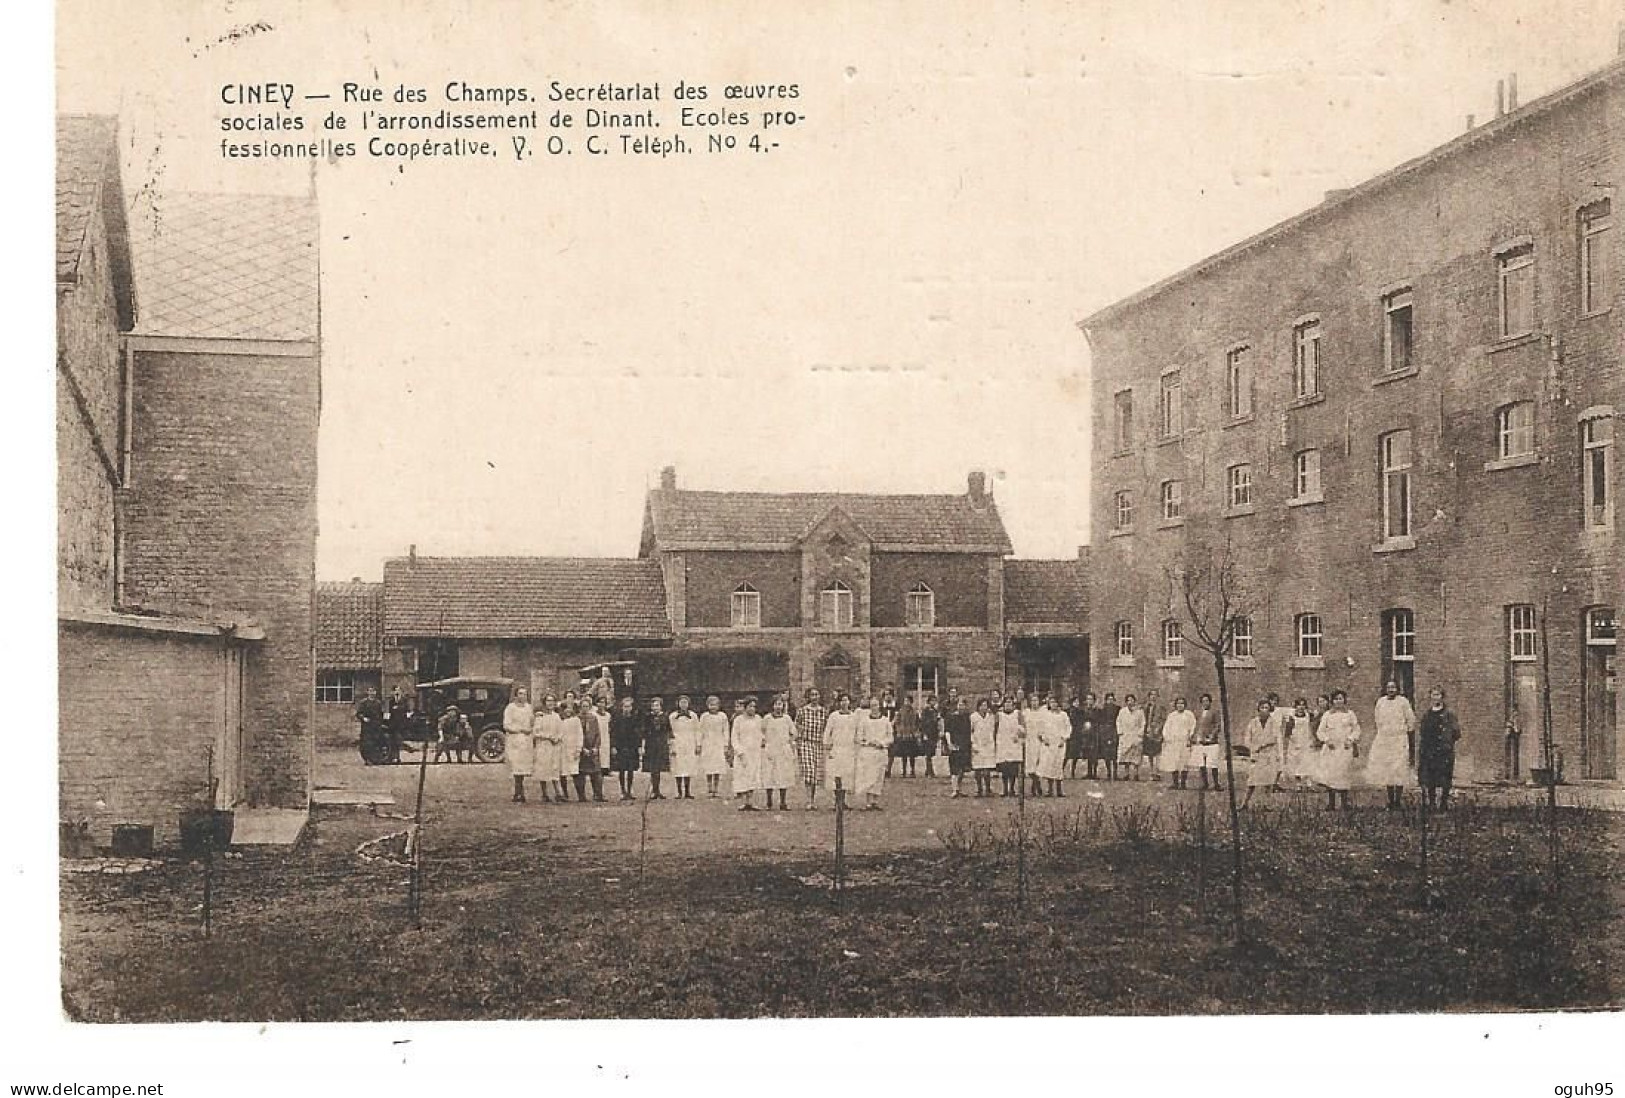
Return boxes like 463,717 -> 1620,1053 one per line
1004,558 -> 1089,632
383,557 -> 671,640
131,191 -> 318,342
56,115 -> 135,329
315,581 -> 383,668
643,489 -> 1013,553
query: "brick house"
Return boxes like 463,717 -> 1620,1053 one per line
1080,58 -> 1622,782
57,115 -> 321,847
346,470 -> 1090,711
313,581 -> 383,743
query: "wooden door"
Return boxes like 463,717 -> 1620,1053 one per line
817,661 -> 854,703
1583,644 -> 1617,779
1510,665 -> 1541,779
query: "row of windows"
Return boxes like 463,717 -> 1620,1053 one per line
1112,201 -> 1613,449
1112,606 -> 1617,664
1112,413 -> 1615,536
728,581 -> 937,629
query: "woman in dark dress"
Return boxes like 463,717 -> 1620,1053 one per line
640,696 -> 672,800
610,695 -> 643,801
1097,692 -> 1121,781
1416,685 -> 1462,810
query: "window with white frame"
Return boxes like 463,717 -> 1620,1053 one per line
1496,401 -> 1535,460
1113,389 -> 1135,452
1293,448 -> 1322,500
820,581 -> 854,630
1227,463 -> 1253,509
1295,613 -> 1323,659
1580,199 -> 1612,316
1583,414 -> 1614,528
1159,370 -> 1183,437
1497,243 -> 1535,338
1508,604 -> 1538,662
1293,318 -> 1322,399
1383,288 -> 1414,373
1586,607 -> 1616,647
1113,489 -> 1135,531
905,582 -> 935,628
1225,345 -> 1253,418
730,582 -> 761,628
1114,620 -> 1134,659
1389,608 -> 1416,662
1160,478 -> 1183,521
315,670 -> 357,704
1229,615 -> 1254,659
1380,429 -> 1413,540
1162,619 -> 1183,661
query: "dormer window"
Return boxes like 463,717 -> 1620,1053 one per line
820,581 -> 855,630
905,582 -> 935,628
730,583 -> 761,628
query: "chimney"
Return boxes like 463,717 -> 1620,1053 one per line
1618,22 -> 1625,55
1507,72 -> 1519,112
408,543 -> 417,565
1495,78 -> 1505,118
1077,545 -> 1090,565
659,465 -> 677,490
967,471 -> 987,502
1465,113 -> 1475,131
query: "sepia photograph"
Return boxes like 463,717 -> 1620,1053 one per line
28,0 -> 1625,1086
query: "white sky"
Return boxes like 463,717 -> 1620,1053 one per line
54,0 -> 1625,580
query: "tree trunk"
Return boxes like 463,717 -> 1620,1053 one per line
1213,652 -> 1244,945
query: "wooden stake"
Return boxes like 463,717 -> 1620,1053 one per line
409,733 -> 430,925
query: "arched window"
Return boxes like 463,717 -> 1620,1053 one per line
905,582 -> 935,628
820,581 -> 854,630
730,582 -> 760,629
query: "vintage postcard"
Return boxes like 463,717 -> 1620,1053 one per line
36,0 -> 1625,1087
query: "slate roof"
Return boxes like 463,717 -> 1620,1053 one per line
644,489 -> 1013,553
383,557 -> 672,640
131,190 -> 318,341
56,115 -> 135,328
314,581 -> 383,668
1003,559 -> 1089,628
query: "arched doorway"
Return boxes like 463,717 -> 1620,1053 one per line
816,647 -> 855,702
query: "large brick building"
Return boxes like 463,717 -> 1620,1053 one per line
57,115 -> 321,847
345,469 -> 1089,711
1080,58 -> 1622,782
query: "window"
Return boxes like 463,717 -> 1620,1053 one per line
1389,609 -> 1416,662
1295,613 -> 1323,659
1380,429 -> 1413,540
1497,243 -> 1535,338
315,670 -> 356,704
1113,389 -> 1135,452
1159,370 -> 1183,437
1293,318 -> 1322,399
1383,289 -> 1414,373
1293,448 -> 1322,500
819,581 -> 854,630
1160,479 -> 1183,521
1229,615 -> 1254,660
1586,607 -> 1616,647
1162,619 -> 1184,661
1580,199 -> 1612,315
1114,621 -> 1135,659
902,662 -> 940,706
1583,414 -> 1614,528
1227,463 -> 1253,509
730,583 -> 761,628
1225,345 -> 1253,418
1508,604 -> 1538,662
1113,489 -> 1135,531
905,582 -> 935,628
1496,401 -> 1535,460
1382,607 -> 1417,698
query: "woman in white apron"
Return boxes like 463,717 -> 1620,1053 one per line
699,695 -> 731,797
531,695 -> 564,803
1037,699 -> 1069,796
1115,695 -> 1146,781
731,698 -> 765,810
668,696 -> 700,799
823,695 -> 862,803
1157,697 -> 1197,789
760,695 -> 797,810
502,687 -> 536,803
1367,681 -> 1418,809
856,697 -> 894,809
970,699 -> 998,797
1315,690 -> 1362,810
1241,699 -> 1279,808
557,702 -> 584,801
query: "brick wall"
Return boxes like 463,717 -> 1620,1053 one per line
120,348 -> 319,807
684,551 -> 801,627
869,552 -> 992,627
1087,72 -> 1623,779
56,197 -> 124,612
313,670 -> 382,748
59,622 -> 227,848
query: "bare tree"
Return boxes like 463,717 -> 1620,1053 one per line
1169,536 -> 1248,945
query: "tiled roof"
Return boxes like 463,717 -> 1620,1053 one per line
1003,559 -> 1089,625
56,115 -> 134,328
315,581 -> 383,668
383,557 -> 672,640
131,191 -> 318,341
644,489 -> 1013,553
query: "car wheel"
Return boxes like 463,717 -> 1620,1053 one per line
475,728 -> 506,763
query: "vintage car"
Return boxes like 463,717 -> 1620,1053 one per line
358,676 -> 516,765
